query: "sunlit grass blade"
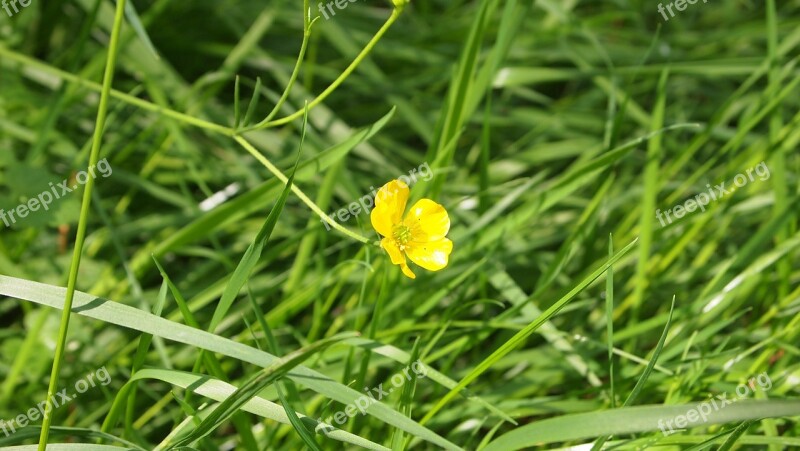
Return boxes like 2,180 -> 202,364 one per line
0,426 -> 145,450
482,400 -> 800,450
121,368 -> 390,450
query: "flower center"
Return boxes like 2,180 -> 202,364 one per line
392,224 -> 412,246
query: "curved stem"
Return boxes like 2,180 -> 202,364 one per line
234,136 -> 377,246
250,3 -> 317,129
37,0 -> 128,449
249,8 -> 403,130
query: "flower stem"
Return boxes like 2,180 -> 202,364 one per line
251,1 -> 318,129
247,7 -> 403,130
37,0 -> 128,449
0,45 -> 235,137
234,136 -> 377,246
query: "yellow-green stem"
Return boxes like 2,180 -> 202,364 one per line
233,136 -> 376,246
248,8 -> 403,130
37,0 -> 128,448
253,0 -> 317,128
0,45 -> 235,137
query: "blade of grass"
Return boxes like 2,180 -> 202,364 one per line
482,400 -> 800,451
593,295 -> 676,449
630,68 -> 668,330
606,234 -> 616,408
717,421 -> 755,451
208,111 -> 303,333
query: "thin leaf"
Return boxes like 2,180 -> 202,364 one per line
242,77 -> 262,127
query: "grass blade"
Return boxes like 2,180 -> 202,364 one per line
482,401 -> 800,450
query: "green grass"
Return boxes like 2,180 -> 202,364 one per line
1,0 -> 799,449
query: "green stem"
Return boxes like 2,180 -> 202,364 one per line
37,0 -> 128,449
233,136 -> 376,246
251,0 -> 317,129
0,4 -> 403,136
249,8 -> 403,130
0,45 -> 235,137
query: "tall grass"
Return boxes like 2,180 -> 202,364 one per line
0,0 -> 799,450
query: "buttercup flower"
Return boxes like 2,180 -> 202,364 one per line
370,180 -> 453,279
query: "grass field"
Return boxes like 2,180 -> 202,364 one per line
1,0 -> 800,449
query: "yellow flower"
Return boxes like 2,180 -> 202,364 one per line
370,180 -> 453,279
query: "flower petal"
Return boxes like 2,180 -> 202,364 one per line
405,199 -> 450,242
406,237 -> 453,272
370,180 -> 409,237
381,237 -> 406,265
381,237 -> 416,279
400,264 -> 416,279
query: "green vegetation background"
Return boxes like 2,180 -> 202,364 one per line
0,0 -> 799,449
